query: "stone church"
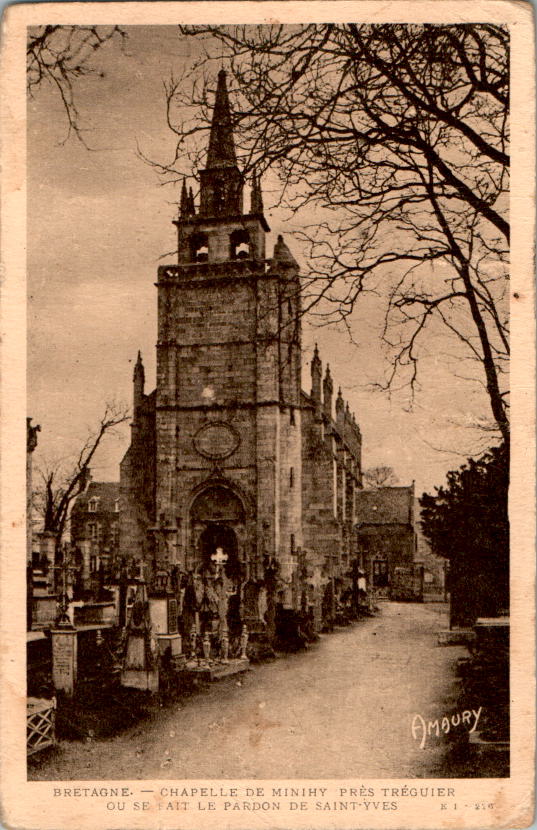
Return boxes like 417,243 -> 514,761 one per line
120,70 -> 363,637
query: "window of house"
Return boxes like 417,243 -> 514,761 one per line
114,498 -> 120,513
290,533 -> 295,555
290,467 -> 294,489
290,406 -> 295,425
88,498 -> 99,513
372,560 -> 389,588
88,522 -> 97,541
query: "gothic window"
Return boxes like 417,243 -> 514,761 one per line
88,497 -> 99,513
189,232 -> 209,263
229,229 -> 250,260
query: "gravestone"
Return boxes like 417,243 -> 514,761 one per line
51,628 -> 78,696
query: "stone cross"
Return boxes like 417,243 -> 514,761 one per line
211,547 -> 228,570
54,550 -> 77,628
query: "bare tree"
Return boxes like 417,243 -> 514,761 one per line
153,24 -> 509,443
27,25 -> 127,145
35,403 -> 129,566
363,466 -> 399,489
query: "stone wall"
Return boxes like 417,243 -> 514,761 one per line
301,369 -> 363,626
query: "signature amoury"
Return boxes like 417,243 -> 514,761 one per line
411,707 -> 482,749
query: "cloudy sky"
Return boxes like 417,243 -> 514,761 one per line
27,25 -> 496,495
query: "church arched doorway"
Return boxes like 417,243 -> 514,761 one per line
189,485 -> 247,641
189,485 -> 246,580
199,523 -> 241,581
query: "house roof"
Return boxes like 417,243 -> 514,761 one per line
355,486 -> 414,527
72,481 -> 120,513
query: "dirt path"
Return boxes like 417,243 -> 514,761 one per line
30,602 -> 470,780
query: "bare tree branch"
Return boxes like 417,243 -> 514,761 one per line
363,466 -> 399,488
27,25 -> 127,146
143,23 -> 509,440
35,403 -> 130,562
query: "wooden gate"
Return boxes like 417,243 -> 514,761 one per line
27,696 -> 56,755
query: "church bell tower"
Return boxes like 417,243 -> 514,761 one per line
154,69 -> 303,614
175,69 -> 269,267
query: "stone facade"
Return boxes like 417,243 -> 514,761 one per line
301,353 -> 363,627
71,481 -> 121,587
120,70 -> 362,635
355,485 -> 419,599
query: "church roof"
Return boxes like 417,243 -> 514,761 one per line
206,69 -> 237,169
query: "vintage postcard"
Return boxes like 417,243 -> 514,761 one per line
1,1 -> 535,829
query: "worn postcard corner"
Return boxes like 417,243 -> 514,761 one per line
1,2 -> 535,829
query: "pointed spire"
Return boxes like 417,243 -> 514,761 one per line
311,343 -> 321,377
180,179 -> 188,217
133,350 -> 145,384
207,69 -> 237,169
323,364 -> 333,419
133,351 -> 145,416
273,234 -> 298,266
336,387 -> 344,416
311,343 -> 322,411
179,180 -> 196,218
251,172 -> 264,214
187,187 -> 196,216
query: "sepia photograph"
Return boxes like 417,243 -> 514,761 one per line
1,4 -> 534,827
